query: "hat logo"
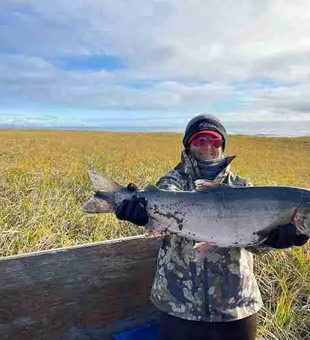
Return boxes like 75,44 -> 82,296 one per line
198,121 -> 215,129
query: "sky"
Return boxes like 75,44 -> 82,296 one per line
0,0 -> 310,135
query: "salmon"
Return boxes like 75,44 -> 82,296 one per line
81,171 -> 310,247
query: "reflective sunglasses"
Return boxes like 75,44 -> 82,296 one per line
191,135 -> 223,148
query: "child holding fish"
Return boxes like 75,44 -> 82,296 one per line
114,114 -> 309,340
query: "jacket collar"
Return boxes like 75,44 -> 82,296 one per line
180,149 -> 236,183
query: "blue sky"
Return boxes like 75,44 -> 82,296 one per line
0,1 -> 310,134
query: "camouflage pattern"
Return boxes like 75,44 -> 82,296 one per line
150,149 -> 264,322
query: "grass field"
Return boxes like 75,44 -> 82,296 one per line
0,129 -> 309,339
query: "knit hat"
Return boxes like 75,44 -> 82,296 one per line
183,114 -> 227,151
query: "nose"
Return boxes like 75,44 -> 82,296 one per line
202,142 -> 213,149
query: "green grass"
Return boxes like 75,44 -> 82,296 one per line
0,129 -> 310,339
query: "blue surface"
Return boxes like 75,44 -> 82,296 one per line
112,320 -> 159,340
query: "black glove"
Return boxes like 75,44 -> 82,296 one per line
115,183 -> 149,226
263,223 -> 309,249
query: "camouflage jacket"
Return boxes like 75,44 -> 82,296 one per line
150,149 -> 264,322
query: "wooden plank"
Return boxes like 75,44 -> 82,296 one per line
0,235 -> 163,340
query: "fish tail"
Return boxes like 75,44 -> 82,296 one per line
81,192 -> 116,213
81,171 -> 125,214
88,170 -> 124,192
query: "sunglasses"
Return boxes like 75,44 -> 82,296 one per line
191,136 -> 223,148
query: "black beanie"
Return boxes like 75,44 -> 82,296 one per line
183,114 -> 227,151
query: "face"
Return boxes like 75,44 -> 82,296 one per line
189,134 -> 223,161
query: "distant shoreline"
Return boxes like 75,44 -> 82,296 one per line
0,126 -> 309,138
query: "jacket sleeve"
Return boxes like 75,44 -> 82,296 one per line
155,170 -> 185,191
243,180 -> 273,255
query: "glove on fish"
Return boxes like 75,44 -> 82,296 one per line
115,183 -> 149,226
263,223 -> 309,249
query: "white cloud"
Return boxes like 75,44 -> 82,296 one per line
1,0 -> 310,122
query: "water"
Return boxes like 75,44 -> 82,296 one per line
226,120 -> 310,137
0,120 -> 309,137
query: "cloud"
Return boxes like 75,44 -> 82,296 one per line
0,0 -> 310,122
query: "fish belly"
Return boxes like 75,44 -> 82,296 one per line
150,197 -> 294,247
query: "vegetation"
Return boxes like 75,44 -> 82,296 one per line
0,129 -> 309,339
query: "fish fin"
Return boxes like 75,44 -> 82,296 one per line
146,216 -> 163,231
144,184 -> 159,192
193,242 -> 217,261
88,170 -> 124,192
80,193 -> 115,213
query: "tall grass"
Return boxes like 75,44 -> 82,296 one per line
0,129 -> 309,339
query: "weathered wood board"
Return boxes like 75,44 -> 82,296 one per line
0,235 -> 163,340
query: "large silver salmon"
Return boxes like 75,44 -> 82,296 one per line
81,171 -> 310,248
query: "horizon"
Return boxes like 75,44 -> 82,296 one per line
1,119 -> 309,137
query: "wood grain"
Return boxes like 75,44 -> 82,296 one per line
0,235 -> 163,339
